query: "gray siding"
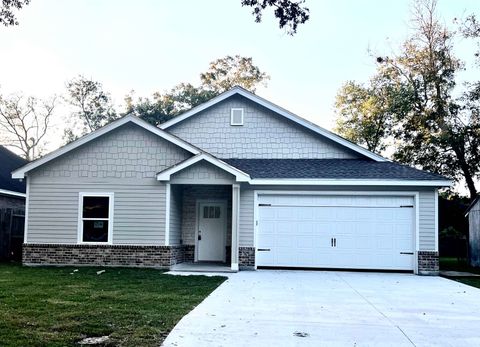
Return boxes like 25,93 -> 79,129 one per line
27,123 -> 191,245
419,190 -> 435,251
469,200 -> 480,267
0,194 -> 25,209
239,185 -> 437,251
170,161 -> 235,185
239,188 -> 254,247
169,185 -> 183,246
168,95 -> 360,159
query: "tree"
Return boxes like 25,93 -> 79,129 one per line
201,55 -> 269,93
64,75 -> 118,142
241,0 -> 310,35
0,0 -> 30,26
334,77 -> 396,153
127,55 -> 269,126
334,0 -> 480,199
0,93 -> 56,160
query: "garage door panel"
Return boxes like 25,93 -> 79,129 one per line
257,194 -> 414,271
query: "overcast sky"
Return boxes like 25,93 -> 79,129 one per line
0,0 -> 478,147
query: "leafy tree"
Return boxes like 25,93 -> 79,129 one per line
0,93 -> 56,160
334,0 -> 480,199
64,75 -> 118,142
241,0 -> 309,35
126,55 -> 269,126
0,0 -> 30,26
334,76 -> 397,153
201,55 -> 269,93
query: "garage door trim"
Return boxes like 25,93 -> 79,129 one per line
253,190 -> 420,273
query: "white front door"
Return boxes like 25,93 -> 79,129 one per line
197,202 -> 226,262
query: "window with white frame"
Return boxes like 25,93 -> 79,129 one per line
79,193 -> 113,243
230,108 -> 244,126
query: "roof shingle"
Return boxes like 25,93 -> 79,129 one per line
0,146 -> 27,194
223,159 -> 448,181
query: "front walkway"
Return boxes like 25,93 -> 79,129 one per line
162,270 -> 480,347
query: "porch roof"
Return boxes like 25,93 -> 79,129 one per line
156,153 -> 250,182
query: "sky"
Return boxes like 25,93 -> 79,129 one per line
0,0 -> 479,151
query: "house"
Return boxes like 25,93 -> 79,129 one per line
0,146 -> 27,260
12,87 -> 451,275
0,146 -> 27,209
465,195 -> 480,267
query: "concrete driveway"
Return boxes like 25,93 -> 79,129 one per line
162,270 -> 480,347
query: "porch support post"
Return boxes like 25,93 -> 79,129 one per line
231,184 -> 240,271
165,183 -> 171,246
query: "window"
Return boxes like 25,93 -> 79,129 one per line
78,193 -> 113,243
230,108 -> 244,126
203,205 -> 221,219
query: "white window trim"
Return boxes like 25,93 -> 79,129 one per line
230,108 -> 244,126
77,192 -> 114,245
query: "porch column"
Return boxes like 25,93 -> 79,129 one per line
231,184 -> 240,271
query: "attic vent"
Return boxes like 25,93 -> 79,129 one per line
230,108 -> 244,126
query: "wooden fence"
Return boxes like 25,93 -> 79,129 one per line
0,208 -> 25,261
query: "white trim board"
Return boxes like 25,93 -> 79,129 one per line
248,179 -> 452,187
156,153 -> 251,182
0,188 -> 26,198
12,115 -> 201,179
159,86 -> 386,162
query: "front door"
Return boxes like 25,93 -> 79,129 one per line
197,202 -> 226,262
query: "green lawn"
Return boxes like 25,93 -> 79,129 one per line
0,263 -> 226,347
440,257 -> 480,289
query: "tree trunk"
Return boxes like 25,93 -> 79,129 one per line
452,145 -> 478,200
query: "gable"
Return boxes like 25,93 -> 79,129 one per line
29,123 -> 192,183
170,160 -> 235,184
167,95 -> 361,159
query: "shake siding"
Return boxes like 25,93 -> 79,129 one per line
169,185 -> 183,246
26,123 -> 191,245
238,185 -> 437,250
168,95 -> 360,159
170,161 -> 235,185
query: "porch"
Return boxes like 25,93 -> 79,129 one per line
166,183 -> 241,271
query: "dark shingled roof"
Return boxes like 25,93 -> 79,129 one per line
223,159 -> 448,181
0,146 -> 28,194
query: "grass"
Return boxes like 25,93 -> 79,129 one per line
440,257 -> 480,289
0,263 -> 226,347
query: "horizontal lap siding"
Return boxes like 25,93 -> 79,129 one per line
239,189 -> 254,247
28,181 -> 167,245
26,123 -> 191,246
419,190 -> 436,251
169,185 -> 183,246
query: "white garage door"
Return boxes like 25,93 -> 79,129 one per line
256,194 -> 415,270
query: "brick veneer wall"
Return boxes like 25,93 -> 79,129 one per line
239,247 -> 255,269
417,251 -> 439,275
23,244 -> 187,268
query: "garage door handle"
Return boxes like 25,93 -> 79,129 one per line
400,252 -> 414,255
257,248 -> 270,252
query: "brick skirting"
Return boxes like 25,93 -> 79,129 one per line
22,244 -> 185,268
417,251 -> 439,275
239,247 -> 255,269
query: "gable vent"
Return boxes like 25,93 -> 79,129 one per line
230,108 -> 244,126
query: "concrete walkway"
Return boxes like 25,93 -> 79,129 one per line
162,270 -> 480,347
